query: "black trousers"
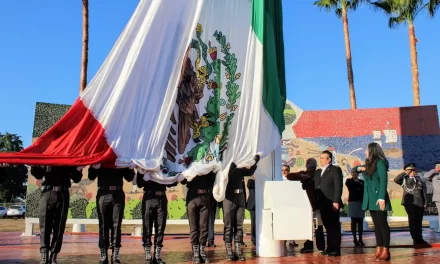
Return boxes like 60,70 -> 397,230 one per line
320,206 -> 341,253
250,209 -> 256,245
370,210 -> 390,248
187,194 -> 210,245
208,203 -> 217,244
96,190 -> 125,249
223,193 -> 245,243
303,225 -> 325,251
142,196 -> 168,247
404,204 -> 424,242
39,190 -> 69,253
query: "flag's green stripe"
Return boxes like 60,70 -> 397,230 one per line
252,0 -> 286,135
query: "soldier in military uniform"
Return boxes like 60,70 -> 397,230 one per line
223,155 -> 260,261
424,161 -> 440,233
31,165 -> 83,264
136,171 -> 178,264
392,163 -> 428,245
181,170 -> 216,263
88,164 -> 135,264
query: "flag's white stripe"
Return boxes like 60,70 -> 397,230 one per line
80,0 -> 203,170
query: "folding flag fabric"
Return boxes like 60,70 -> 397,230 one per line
0,0 -> 286,201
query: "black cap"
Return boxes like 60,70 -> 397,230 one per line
404,163 -> 416,170
435,161 -> 440,166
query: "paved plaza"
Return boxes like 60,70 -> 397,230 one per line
0,230 -> 440,263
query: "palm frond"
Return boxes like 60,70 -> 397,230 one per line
335,7 -> 343,18
314,0 -> 338,13
368,0 -> 393,14
427,0 -> 439,17
388,13 -> 407,28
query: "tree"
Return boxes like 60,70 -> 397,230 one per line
80,0 -> 89,93
369,0 -> 427,106
0,133 -> 28,202
314,0 -> 362,109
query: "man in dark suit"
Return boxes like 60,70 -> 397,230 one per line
314,150 -> 343,256
246,177 -> 256,247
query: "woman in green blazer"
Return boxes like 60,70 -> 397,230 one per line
355,143 -> 391,261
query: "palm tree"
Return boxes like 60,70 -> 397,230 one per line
314,0 -> 363,110
80,0 -> 89,93
369,0 -> 428,106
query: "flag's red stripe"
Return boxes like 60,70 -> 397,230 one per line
0,99 -> 117,166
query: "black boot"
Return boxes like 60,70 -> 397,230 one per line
225,243 -> 234,261
112,247 -> 121,264
154,246 -> 166,264
40,252 -> 48,264
144,246 -> 153,264
99,248 -> 108,264
235,242 -> 246,261
50,252 -> 59,264
199,245 -> 210,263
192,244 -> 200,263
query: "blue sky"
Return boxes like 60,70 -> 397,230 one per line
0,0 -> 438,148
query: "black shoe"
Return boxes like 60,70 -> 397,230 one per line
327,251 -> 341,257
99,248 -> 108,264
144,246 -> 153,264
199,245 -> 210,263
354,240 -> 361,247
192,244 -> 201,263
359,240 -> 365,247
318,250 -> 327,255
112,247 -> 121,264
225,243 -> 234,261
49,252 -> 59,264
40,252 -> 49,264
299,248 -> 314,254
207,242 -> 216,248
235,243 -> 246,261
414,240 -> 429,245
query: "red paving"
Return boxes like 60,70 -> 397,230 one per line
0,230 -> 440,263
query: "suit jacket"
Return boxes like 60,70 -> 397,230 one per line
246,179 -> 255,211
355,160 -> 392,211
424,169 -> 440,202
314,165 -> 343,210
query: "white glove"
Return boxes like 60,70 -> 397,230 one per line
77,166 -> 85,171
143,173 -> 151,181
92,164 -> 101,169
137,168 -> 147,175
177,174 -> 185,183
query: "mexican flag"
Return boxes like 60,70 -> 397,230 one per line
0,0 -> 285,199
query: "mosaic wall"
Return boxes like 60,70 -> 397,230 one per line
283,101 -> 440,216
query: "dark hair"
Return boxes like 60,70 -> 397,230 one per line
365,142 -> 389,176
322,150 -> 333,163
282,164 -> 290,170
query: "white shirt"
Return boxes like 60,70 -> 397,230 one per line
320,164 -> 330,176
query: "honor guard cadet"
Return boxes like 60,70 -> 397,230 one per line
88,164 -> 135,264
136,171 -> 178,264
31,165 -> 83,264
393,163 -> 428,245
223,155 -> 260,261
181,171 -> 216,263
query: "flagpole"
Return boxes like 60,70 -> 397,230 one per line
255,146 -> 285,257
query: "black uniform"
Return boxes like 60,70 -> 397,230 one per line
182,171 -> 216,263
31,165 -> 83,264
88,167 -> 135,263
394,169 -> 427,244
246,178 -> 256,246
223,159 -> 258,261
137,173 -> 177,264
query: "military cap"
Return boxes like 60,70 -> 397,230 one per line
404,163 -> 416,170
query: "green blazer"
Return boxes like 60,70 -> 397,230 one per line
356,160 -> 392,211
